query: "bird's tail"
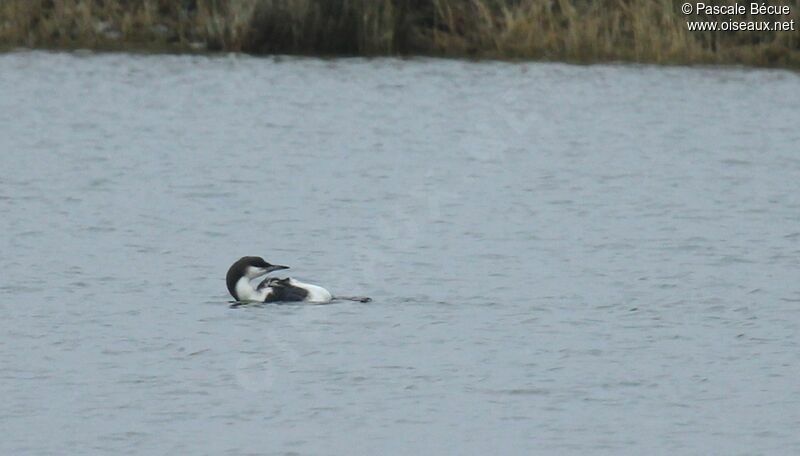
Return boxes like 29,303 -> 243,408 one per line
333,295 -> 372,303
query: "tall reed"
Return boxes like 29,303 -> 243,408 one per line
1,0 -> 798,67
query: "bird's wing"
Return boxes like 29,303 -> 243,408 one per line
257,277 -> 278,291
258,277 -> 310,302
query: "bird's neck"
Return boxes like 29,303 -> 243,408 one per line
235,276 -> 261,302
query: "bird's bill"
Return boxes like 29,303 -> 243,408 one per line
265,264 -> 289,273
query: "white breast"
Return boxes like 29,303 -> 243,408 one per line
235,276 -> 271,302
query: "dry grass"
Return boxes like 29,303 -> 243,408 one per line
1,0 -> 798,67
0,0 -> 259,51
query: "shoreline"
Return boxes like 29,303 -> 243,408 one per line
2,0 -> 799,69
4,46 -> 799,73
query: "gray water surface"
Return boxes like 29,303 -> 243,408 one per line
1,51 -> 799,455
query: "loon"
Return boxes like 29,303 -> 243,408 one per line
226,256 -> 370,304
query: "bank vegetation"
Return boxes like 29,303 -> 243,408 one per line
1,0 -> 798,67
